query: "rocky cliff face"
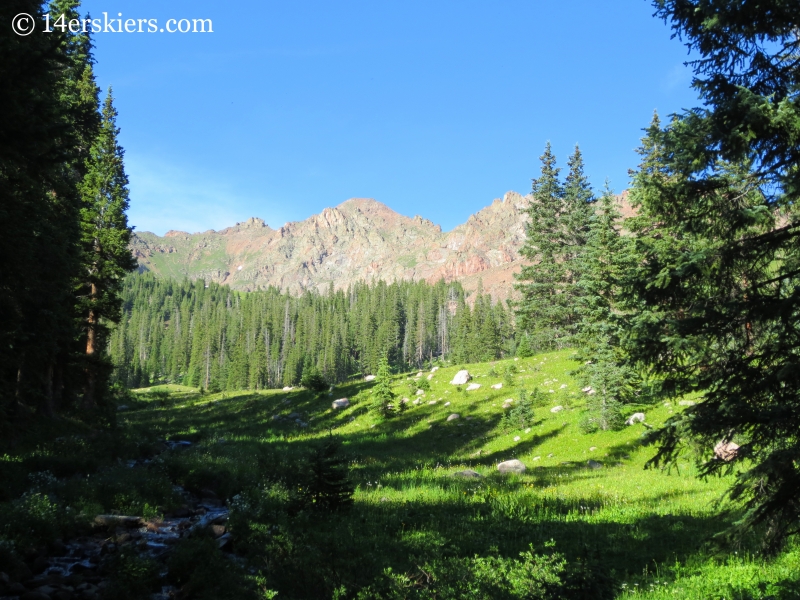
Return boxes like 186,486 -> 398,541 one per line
130,191 -> 632,300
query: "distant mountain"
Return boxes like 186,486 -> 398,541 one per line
130,192 -> 530,299
130,191 -> 633,300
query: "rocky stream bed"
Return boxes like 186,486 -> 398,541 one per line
0,441 -> 233,600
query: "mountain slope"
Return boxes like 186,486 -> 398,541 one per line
131,191 -> 532,299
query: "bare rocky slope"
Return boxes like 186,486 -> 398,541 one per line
130,191 -> 632,300
131,192 -> 535,300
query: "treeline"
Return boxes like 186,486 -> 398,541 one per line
1,0 -> 135,422
109,274 -> 515,390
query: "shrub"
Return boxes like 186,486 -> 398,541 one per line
104,547 -> 161,600
501,389 -> 537,431
357,546 -> 568,600
301,368 -> 328,393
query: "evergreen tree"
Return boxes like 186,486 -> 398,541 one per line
371,354 -> 396,417
0,0 -> 85,418
629,0 -> 800,551
515,143 -> 593,351
302,436 -> 354,512
77,89 -> 137,408
575,182 -> 638,432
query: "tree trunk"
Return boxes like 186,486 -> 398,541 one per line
84,283 -> 98,409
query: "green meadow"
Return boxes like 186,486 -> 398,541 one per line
2,351 -> 798,599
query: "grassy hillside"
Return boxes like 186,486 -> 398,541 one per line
2,351 -> 798,599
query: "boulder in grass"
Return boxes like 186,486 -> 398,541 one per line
282,386 -> 294,391
466,383 -> 481,391
364,375 -> 376,382
431,366 -> 440,372
454,469 -> 483,478
450,370 -> 471,385
625,412 -> 646,425
497,459 -> 526,474
550,405 -> 564,413
491,383 -> 502,390
679,400 -> 695,406
714,441 -> 740,462
332,398 -> 350,410
446,413 -> 460,421
587,460 -> 603,469
427,373 -> 434,380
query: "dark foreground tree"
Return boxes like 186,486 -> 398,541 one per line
0,0 -> 82,419
629,1 -> 800,553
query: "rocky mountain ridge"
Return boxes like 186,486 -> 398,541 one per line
131,191 -> 631,300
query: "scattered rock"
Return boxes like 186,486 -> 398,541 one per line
550,406 -> 564,413
450,370 -> 471,385
431,366 -> 439,372
331,398 -> 350,410
491,383 -> 502,389
453,469 -> 483,478
547,453 -> 554,458
94,515 -> 143,528
559,384 -> 567,389
582,386 -> 593,393
282,386 -> 294,391
589,446 -> 597,452
625,412 -> 646,425
466,383 -> 481,391
413,399 -> 421,405
210,524 -> 226,538
714,441 -> 740,462
364,375 -> 376,382
446,414 -> 460,422
427,373 -> 434,380
679,400 -> 695,406
416,389 -> 425,395
497,459 -> 526,474
533,456 -> 541,461
587,460 -> 603,469
428,400 -> 437,405
513,436 -> 521,441
443,401 -> 451,406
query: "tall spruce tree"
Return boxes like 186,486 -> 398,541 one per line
78,89 -> 137,408
575,182 -> 638,432
515,143 -> 566,350
515,143 -> 593,351
629,0 -> 800,552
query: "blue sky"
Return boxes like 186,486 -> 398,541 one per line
80,0 -> 699,235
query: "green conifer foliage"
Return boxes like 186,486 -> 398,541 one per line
302,436 -> 354,512
0,0 -> 86,417
515,143 -> 593,352
629,0 -> 800,551
371,355 -> 396,417
575,182 -> 638,432
77,89 -> 137,408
